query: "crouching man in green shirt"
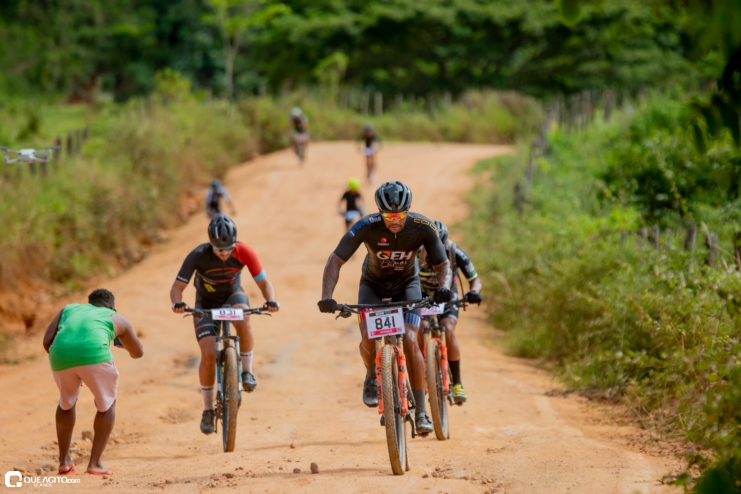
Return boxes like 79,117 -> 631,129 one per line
43,289 -> 143,476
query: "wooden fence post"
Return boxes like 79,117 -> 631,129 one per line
513,182 -> 526,216
374,92 -> 383,116
684,223 -> 697,252
735,232 -> 741,270
66,133 -> 74,158
361,92 -> 369,116
705,232 -> 719,266
649,225 -> 660,250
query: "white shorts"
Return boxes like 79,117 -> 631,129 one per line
363,146 -> 376,156
345,210 -> 362,222
53,361 -> 119,412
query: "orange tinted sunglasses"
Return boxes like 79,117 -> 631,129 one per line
381,211 -> 408,221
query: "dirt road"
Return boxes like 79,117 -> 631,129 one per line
0,143 -> 681,493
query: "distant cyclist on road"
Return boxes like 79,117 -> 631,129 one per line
290,107 -> 310,165
169,214 -> 280,434
205,179 -> 237,219
358,123 -> 382,182
338,178 -> 365,231
318,181 -> 453,435
417,220 -> 482,405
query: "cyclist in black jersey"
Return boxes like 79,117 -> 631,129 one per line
338,178 -> 365,231
205,179 -> 237,219
358,124 -> 381,182
318,181 -> 454,435
417,220 -> 482,405
169,214 -> 280,434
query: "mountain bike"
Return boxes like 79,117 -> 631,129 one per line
184,306 -> 270,452
420,298 -> 467,441
335,297 -> 433,475
293,132 -> 309,165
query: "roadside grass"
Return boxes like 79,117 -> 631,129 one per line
460,95 -> 741,489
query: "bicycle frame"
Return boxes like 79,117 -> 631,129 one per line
214,315 -> 241,432
422,315 -> 450,397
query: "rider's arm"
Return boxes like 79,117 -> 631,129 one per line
221,187 -> 237,216
255,278 -> 279,311
42,309 -> 64,353
456,246 -> 482,294
321,253 -> 346,298
170,280 -> 189,312
171,248 -> 200,312
112,314 -> 143,359
422,224 -> 452,290
356,195 -> 366,214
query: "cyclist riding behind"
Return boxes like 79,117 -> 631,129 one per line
290,107 -> 310,164
358,124 -> 382,182
338,178 -> 365,231
170,214 -> 280,434
318,181 -> 454,435
417,220 -> 482,405
205,179 -> 237,219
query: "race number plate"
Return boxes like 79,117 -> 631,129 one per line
420,303 -> 445,316
367,308 -> 405,339
211,308 -> 244,321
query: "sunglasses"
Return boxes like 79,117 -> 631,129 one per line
381,211 -> 408,221
213,245 -> 235,253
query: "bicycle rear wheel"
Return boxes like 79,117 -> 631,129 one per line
426,339 -> 449,441
222,345 -> 239,452
381,344 -> 407,475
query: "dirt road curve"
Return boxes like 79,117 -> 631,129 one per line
0,143 -> 681,493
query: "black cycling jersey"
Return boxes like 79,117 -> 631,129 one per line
419,243 -> 478,294
176,242 -> 265,300
361,132 -> 381,147
341,191 -> 362,212
333,212 -> 447,294
292,115 -> 308,133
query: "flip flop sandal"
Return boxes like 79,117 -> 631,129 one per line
58,464 -> 76,475
86,468 -> 112,476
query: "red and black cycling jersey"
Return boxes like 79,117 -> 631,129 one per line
418,244 -> 479,295
176,242 -> 265,299
333,212 -> 448,294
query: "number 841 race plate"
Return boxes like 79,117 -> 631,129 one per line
366,308 -> 405,339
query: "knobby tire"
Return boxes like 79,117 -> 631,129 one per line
426,339 -> 449,441
222,345 -> 239,452
381,344 -> 407,475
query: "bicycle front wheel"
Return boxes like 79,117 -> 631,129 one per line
381,344 -> 407,475
426,339 -> 449,441
222,345 -> 239,452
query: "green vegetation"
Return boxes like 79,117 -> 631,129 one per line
461,93 -> 741,489
0,86 -> 540,293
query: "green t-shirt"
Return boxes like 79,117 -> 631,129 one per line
49,304 -> 116,372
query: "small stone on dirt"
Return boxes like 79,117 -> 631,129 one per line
290,443 -> 295,449
165,480 -> 172,484
310,463 -> 319,474
102,476 -> 108,480
223,473 -> 234,479
293,468 -> 300,474
422,474 -> 429,478
35,469 -> 42,475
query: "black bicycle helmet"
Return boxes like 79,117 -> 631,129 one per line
375,181 -> 412,213
432,220 -> 448,244
208,213 -> 237,248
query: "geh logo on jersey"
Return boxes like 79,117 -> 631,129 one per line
377,250 -> 414,269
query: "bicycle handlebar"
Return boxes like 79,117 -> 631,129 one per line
183,307 -> 272,318
334,297 -> 434,319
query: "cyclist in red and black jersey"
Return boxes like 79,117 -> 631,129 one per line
318,181 -> 454,435
169,214 -> 280,434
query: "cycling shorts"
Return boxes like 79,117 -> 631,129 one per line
344,210 -> 362,225
357,278 -> 423,330
193,288 -> 249,341
363,146 -> 376,156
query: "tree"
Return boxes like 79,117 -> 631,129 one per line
202,0 -> 289,99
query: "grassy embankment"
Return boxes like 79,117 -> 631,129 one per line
0,86 -> 541,342
461,92 -> 741,489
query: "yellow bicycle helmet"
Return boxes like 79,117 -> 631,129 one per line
348,177 -> 361,191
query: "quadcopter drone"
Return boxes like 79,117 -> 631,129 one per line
0,146 -> 60,164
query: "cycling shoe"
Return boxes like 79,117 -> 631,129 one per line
363,376 -> 378,408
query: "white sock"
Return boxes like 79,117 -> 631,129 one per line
201,386 -> 214,411
240,351 -> 254,373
